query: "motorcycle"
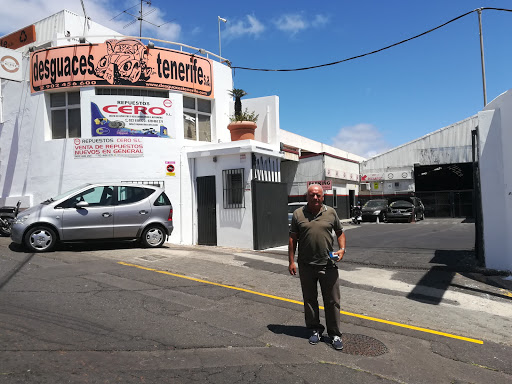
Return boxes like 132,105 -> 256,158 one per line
0,201 -> 21,237
351,205 -> 362,225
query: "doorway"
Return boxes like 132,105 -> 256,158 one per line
197,176 -> 217,245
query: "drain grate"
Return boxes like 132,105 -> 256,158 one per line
340,334 -> 388,356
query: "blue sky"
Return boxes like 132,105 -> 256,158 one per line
1,1 -> 511,157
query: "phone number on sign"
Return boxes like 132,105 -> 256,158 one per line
35,80 -> 97,90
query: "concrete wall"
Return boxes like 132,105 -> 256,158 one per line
478,90 -> 512,271
193,152 -> 255,249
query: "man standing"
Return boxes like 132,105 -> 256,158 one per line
288,184 -> 346,350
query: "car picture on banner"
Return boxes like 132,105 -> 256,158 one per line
91,95 -> 175,138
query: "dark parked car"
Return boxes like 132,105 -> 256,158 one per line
386,197 -> 425,222
361,199 -> 388,222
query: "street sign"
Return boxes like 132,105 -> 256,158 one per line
0,47 -> 22,82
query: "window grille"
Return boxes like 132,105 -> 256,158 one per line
223,169 -> 244,208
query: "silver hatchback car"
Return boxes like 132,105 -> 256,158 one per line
11,183 -> 173,252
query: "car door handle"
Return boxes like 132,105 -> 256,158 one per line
102,212 -> 112,218
139,210 -> 148,215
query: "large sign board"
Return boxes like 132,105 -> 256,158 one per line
91,95 -> 175,138
0,25 -> 36,50
0,47 -> 22,81
30,38 -> 213,97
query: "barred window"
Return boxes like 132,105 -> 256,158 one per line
50,91 -> 81,139
95,88 -> 168,97
223,169 -> 244,208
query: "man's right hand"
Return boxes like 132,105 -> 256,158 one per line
288,262 -> 297,275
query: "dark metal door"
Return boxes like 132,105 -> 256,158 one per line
252,180 -> 288,250
197,176 -> 217,245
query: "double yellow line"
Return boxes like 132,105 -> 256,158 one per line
118,262 -> 483,345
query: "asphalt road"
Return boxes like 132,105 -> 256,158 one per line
0,221 -> 511,383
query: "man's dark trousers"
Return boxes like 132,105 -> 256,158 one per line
299,264 -> 342,337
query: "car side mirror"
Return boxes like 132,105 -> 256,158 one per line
75,201 -> 89,209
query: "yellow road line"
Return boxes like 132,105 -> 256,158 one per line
118,261 -> 484,345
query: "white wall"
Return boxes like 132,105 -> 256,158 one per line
279,129 -> 365,163
478,90 -> 512,271
0,12 -> 235,247
194,152 -> 254,249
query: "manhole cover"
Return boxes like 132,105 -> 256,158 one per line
137,255 -> 168,262
340,333 -> 388,356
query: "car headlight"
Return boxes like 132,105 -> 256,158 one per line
13,215 -> 29,224
372,210 -> 381,215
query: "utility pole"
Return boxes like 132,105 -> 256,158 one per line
477,8 -> 487,107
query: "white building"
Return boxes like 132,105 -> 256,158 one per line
0,10 -> 286,250
280,130 -> 365,218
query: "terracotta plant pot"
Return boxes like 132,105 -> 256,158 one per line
228,121 -> 257,141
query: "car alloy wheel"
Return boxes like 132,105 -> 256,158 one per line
24,226 -> 57,252
141,225 -> 165,248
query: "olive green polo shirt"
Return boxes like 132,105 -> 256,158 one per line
290,204 -> 343,266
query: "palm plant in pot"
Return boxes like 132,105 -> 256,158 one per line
228,88 -> 259,141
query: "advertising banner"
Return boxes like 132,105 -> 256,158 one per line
30,38 -> 213,97
361,173 -> 384,181
0,25 -> 36,50
73,137 -> 144,158
91,95 -> 174,138
0,47 -> 22,82
307,180 -> 332,191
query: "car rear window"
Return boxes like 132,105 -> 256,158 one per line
117,186 -> 148,205
154,192 -> 171,206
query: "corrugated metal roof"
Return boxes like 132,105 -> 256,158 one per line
361,115 -> 478,169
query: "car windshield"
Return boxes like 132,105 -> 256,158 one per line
364,200 -> 387,208
42,184 -> 91,204
288,204 -> 305,214
390,200 -> 413,207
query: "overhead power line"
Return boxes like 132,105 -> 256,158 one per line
231,7 -> 512,72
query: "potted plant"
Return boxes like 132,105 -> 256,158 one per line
228,88 -> 259,141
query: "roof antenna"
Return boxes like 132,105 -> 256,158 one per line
80,0 -> 91,42
110,1 -> 172,38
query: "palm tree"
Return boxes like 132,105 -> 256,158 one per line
229,88 -> 248,119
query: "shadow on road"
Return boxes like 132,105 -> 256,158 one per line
0,252 -> 35,290
407,249 -> 512,304
267,324 -> 310,340
7,239 -> 171,253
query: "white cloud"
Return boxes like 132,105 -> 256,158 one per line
0,0 -> 180,41
331,123 -> 391,158
312,14 -> 329,27
224,15 -> 265,40
274,14 -> 307,35
274,13 -> 329,35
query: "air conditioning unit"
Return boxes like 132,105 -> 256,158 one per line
360,183 -> 370,191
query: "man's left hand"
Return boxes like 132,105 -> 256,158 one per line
333,249 -> 345,262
